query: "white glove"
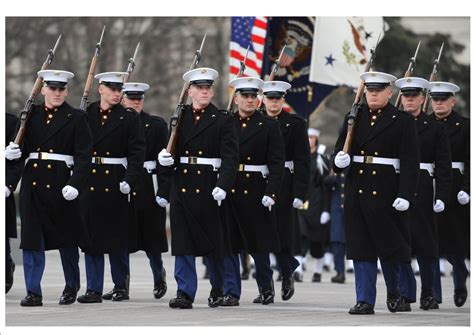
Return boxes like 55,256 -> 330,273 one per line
262,195 -> 275,211
320,211 -> 331,224
457,191 -> 470,205
433,199 -> 445,213
62,185 -> 79,201
119,181 -> 131,194
292,198 -> 303,209
158,149 -> 174,167
212,187 -> 226,206
392,197 -> 410,211
5,186 -> 11,198
334,151 -> 350,169
155,196 -> 169,207
5,142 -> 21,160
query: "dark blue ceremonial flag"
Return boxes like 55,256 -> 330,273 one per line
261,17 -> 336,119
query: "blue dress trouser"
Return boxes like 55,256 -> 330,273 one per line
23,235 -> 79,296
398,261 -> 417,302
108,250 -> 129,288
223,254 -> 242,298
353,260 -> 377,305
276,252 -> 300,279
380,260 -> 402,296
146,251 -> 164,282
251,252 -> 273,291
175,255 -> 224,301
331,242 -> 346,274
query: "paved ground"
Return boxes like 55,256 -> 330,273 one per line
4,248 -> 470,329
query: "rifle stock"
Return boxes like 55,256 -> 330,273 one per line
422,42 -> 444,113
80,26 -> 105,111
342,32 -> 381,154
395,41 -> 421,108
167,33 -> 207,155
226,45 -> 250,113
124,42 -> 141,83
14,34 -> 62,145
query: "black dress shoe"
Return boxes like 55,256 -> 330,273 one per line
261,282 -> 275,305
20,293 -> 43,307
153,279 -> 167,299
208,287 -> 224,308
311,273 -> 321,283
386,294 -> 401,313
396,296 -> 411,312
348,301 -> 374,315
6,262 -> 15,294
59,285 -> 79,305
169,291 -> 193,309
77,290 -> 102,303
253,293 -> 262,303
221,294 -> 240,307
281,277 -> 295,301
111,288 -> 129,301
420,296 -> 438,310
454,287 -> 468,307
331,272 -> 346,284
293,272 -> 303,282
102,288 -> 115,300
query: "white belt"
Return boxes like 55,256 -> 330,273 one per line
452,162 -> 465,174
179,156 -> 222,171
238,164 -> 269,178
143,160 -> 157,173
285,160 -> 294,173
28,152 -> 74,168
420,163 -> 434,177
92,156 -> 128,169
353,155 -> 400,173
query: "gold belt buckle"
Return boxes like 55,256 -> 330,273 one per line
188,156 -> 197,164
39,152 -> 48,160
93,157 -> 104,164
238,164 -> 245,172
364,155 -> 374,164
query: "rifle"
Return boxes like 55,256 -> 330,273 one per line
14,35 -> 62,145
342,32 -> 381,154
395,41 -> 421,108
124,42 -> 141,83
422,42 -> 444,113
268,44 -> 287,81
79,26 -> 106,112
166,33 -> 207,155
226,45 -> 250,113
257,45 -> 288,112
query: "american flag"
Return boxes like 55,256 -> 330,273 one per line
229,17 -> 268,79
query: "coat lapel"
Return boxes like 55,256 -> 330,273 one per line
94,104 -> 125,145
38,103 -> 73,146
240,113 -> 264,145
415,113 -> 430,134
182,105 -> 218,146
360,104 -> 398,146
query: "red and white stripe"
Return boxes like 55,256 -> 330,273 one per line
229,17 -> 268,79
